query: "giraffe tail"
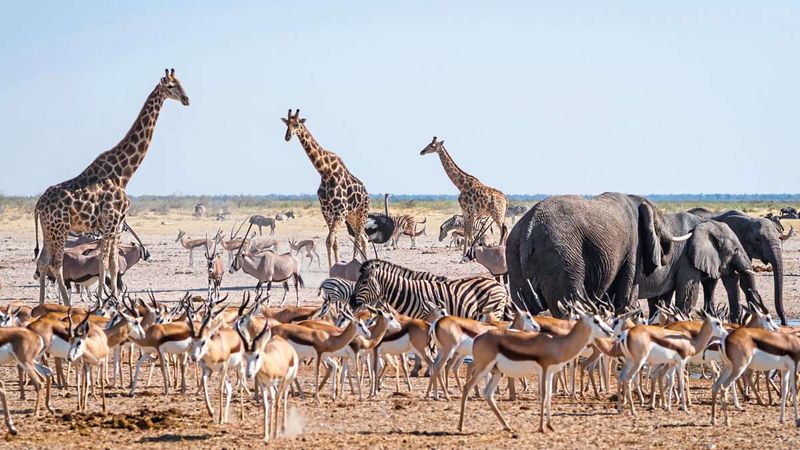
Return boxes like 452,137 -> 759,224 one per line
33,210 -> 40,259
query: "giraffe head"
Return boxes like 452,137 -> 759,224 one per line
420,136 -> 445,155
281,109 -> 306,142
159,68 -> 190,106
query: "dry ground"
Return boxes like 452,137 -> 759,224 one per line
0,206 -> 799,449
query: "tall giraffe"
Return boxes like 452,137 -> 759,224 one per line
282,109 -> 370,269
420,136 -> 508,255
34,69 -> 189,305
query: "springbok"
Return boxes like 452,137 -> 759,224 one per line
235,319 -> 298,442
176,229 -> 217,267
457,303 -> 613,433
288,238 -> 321,268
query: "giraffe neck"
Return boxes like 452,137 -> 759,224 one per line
436,147 -> 472,190
296,124 -> 334,178
76,84 -> 167,188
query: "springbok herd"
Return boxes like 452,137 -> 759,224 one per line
4,69 -> 800,444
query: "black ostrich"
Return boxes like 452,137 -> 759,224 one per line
347,193 -> 395,244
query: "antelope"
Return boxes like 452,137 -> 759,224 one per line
186,300 -> 244,424
0,326 -> 54,435
229,249 -> 304,307
712,316 -> 800,426
288,238 -> 321,268
65,308 -> 110,412
218,219 -> 256,262
457,304 -> 613,433
617,308 -> 727,415
269,308 -> 371,403
235,320 -> 298,442
103,297 -> 147,389
249,214 -> 277,236
176,229 -> 215,267
250,237 -> 279,254
34,242 -> 149,303
461,219 -> 507,284
371,309 -> 443,397
329,258 -> 362,282
338,304 -> 402,400
128,294 -> 194,396
205,239 -> 224,297
427,302 -> 540,400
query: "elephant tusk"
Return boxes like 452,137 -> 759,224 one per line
745,269 -> 756,275
670,233 -> 692,242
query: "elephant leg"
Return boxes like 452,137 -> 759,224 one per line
700,277 -> 719,314
609,259 -> 636,311
674,267 -> 701,314
721,274 -> 742,323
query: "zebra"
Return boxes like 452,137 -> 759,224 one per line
318,277 -> 354,307
386,215 -> 427,249
351,259 -> 508,321
438,215 -> 490,247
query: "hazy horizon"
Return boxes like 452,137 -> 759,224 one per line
2,2 -> 798,197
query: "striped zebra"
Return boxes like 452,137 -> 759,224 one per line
387,215 -> 427,249
351,259 -> 508,320
438,215 -> 490,246
317,277 -> 354,306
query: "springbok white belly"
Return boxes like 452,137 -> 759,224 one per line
647,344 -> 681,366
49,336 -> 70,358
749,349 -> 792,372
495,354 -> 543,379
160,338 -> 191,355
289,342 -> 316,361
454,335 -> 474,357
378,335 -> 411,356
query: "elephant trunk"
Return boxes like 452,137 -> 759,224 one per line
766,244 -> 786,325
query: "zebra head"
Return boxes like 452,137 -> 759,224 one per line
351,268 -> 382,310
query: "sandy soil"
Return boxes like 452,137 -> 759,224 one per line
0,207 -> 798,449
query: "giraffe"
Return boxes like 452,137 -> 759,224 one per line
34,69 -> 189,305
420,136 -> 508,255
282,109 -> 370,269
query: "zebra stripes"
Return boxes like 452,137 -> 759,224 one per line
351,259 -> 509,320
387,215 -> 426,249
318,277 -> 354,306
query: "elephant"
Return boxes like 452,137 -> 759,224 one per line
638,214 -> 759,321
506,192 -> 691,316
689,209 -> 792,324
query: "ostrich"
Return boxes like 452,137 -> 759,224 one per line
348,193 -> 395,244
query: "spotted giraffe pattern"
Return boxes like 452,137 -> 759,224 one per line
282,109 -> 370,269
420,136 -> 508,255
34,69 -> 189,305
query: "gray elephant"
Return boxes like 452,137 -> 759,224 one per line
639,215 -> 759,321
506,192 -> 691,315
689,209 -> 792,324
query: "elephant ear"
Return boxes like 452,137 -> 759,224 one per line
638,203 -> 662,276
687,227 -> 721,279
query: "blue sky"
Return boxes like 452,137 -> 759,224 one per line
1,1 -> 798,196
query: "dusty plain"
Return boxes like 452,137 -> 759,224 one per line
0,200 -> 799,449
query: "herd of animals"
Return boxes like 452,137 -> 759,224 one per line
2,69 -> 799,442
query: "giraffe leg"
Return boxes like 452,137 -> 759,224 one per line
36,241 -> 52,305
50,245 -> 71,306
462,213 -> 475,257
325,217 -> 343,269
96,237 -> 108,300
107,233 -> 120,297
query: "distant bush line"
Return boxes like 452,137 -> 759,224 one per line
1,193 -> 798,217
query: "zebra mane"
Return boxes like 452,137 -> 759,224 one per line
360,259 -> 446,281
